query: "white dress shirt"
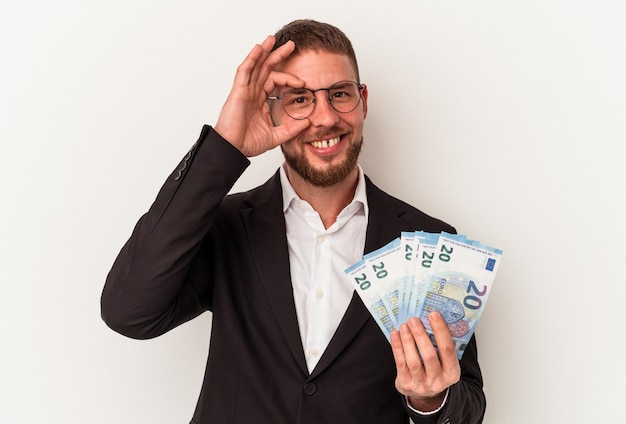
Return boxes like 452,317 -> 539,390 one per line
280,164 -> 368,373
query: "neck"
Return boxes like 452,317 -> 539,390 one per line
285,165 -> 359,229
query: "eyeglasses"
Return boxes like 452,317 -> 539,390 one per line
267,80 -> 364,120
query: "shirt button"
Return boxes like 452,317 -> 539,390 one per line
310,348 -> 319,357
303,382 -> 317,395
316,235 -> 325,244
316,290 -> 324,299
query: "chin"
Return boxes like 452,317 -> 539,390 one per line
283,139 -> 362,188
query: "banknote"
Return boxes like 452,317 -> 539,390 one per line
400,232 -> 419,323
417,232 -> 502,358
345,257 -> 398,340
345,231 -> 503,359
361,237 -> 410,325
407,231 -> 439,318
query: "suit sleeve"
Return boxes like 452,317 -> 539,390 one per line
100,126 -> 250,339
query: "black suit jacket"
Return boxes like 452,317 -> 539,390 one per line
101,126 -> 486,424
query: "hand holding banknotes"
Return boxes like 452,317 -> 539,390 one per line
345,230 -> 502,411
391,313 -> 460,411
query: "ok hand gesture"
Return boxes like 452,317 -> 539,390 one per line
214,36 -> 310,157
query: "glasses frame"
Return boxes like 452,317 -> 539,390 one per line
267,80 -> 365,120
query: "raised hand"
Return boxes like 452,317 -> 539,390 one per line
214,36 -> 311,157
391,313 -> 461,412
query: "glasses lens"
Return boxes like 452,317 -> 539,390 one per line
281,88 -> 315,120
328,81 -> 361,113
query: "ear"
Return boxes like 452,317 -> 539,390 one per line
360,84 -> 368,119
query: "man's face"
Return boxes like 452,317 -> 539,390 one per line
270,50 -> 368,187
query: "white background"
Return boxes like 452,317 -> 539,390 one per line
1,1 -> 625,423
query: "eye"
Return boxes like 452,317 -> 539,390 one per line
283,90 -> 314,107
331,91 -> 349,99
329,89 -> 355,103
329,82 -> 358,102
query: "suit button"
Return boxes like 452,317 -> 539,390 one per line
303,383 -> 316,395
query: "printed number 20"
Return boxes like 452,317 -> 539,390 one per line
354,273 -> 371,290
464,280 -> 487,310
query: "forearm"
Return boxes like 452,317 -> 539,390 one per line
100,126 -> 250,339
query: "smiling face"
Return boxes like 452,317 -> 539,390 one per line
270,50 -> 368,188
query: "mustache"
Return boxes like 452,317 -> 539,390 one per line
300,127 -> 346,143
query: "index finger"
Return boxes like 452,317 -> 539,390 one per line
254,38 -> 299,86
263,70 -> 305,96
231,36 -> 288,86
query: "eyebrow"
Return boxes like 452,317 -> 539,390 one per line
284,87 -> 311,93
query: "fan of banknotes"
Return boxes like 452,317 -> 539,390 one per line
344,231 -> 503,359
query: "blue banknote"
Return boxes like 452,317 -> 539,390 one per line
344,231 -> 503,359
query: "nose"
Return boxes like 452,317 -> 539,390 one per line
309,92 -> 340,127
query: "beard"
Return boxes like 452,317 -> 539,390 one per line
281,136 -> 363,188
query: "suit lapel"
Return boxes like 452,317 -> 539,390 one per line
240,172 -> 309,375
310,176 -> 412,378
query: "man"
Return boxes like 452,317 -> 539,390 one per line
101,19 -> 486,423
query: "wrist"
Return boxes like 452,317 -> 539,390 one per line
408,391 -> 447,413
